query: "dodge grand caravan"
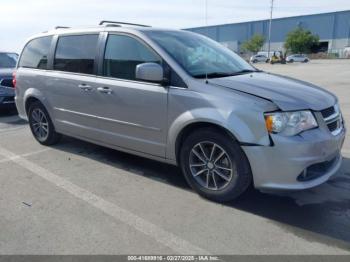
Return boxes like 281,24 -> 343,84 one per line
15,21 -> 346,202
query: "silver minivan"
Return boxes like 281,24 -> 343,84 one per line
15,22 -> 346,202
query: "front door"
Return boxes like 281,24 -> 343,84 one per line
93,33 -> 168,157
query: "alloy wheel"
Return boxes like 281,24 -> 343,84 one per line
189,141 -> 235,191
31,108 -> 49,141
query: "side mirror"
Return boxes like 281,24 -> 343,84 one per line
135,62 -> 164,84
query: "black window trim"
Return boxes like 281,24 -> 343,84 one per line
52,32 -> 101,76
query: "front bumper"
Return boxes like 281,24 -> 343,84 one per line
242,126 -> 346,190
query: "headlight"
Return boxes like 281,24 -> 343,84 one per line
265,111 -> 318,136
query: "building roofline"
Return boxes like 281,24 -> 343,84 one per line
186,9 -> 350,30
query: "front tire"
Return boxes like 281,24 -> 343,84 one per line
179,128 -> 252,202
28,101 -> 61,145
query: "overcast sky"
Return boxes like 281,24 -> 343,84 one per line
1,0 -> 350,52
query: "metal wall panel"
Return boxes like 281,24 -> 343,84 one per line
186,10 -> 350,50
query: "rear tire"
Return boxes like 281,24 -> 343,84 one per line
179,128 -> 252,202
28,101 -> 61,145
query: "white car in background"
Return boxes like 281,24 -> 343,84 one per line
344,47 -> 350,58
286,54 -> 309,63
249,54 -> 269,63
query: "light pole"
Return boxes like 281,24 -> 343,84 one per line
267,0 -> 274,58
348,21 -> 350,47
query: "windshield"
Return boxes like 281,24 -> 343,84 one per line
144,30 -> 256,78
0,53 -> 18,68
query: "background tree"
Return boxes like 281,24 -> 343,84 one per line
284,27 -> 319,54
241,34 -> 265,53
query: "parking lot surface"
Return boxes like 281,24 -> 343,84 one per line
0,59 -> 350,254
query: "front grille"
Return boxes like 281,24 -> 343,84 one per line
0,78 -> 14,88
321,106 -> 335,118
327,120 -> 339,132
320,105 -> 343,135
321,107 -> 335,118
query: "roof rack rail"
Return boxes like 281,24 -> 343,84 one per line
99,20 -> 151,27
55,26 -> 70,29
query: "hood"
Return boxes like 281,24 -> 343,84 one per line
209,72 -> 336,111
0,68 -> 15,78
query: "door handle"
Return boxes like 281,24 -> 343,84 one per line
97,87 -> 113,94
78,84 -> 92,91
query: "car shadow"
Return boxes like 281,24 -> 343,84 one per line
228,161 -> 350,245
54,137 -> 189,189
0,107 -> 17,116
0,108 -> 26,125
52,136 -> 350,248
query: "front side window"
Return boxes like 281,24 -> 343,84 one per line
19,36 -> 52,69
103,34 -> 161,81
145,30 -> 256,78
0,53 -> 18,68
54,34 -> 98,74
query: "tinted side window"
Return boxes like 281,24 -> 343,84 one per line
19,36 -> 52,69
54,34 -> 98,74
103,34 -> 161,81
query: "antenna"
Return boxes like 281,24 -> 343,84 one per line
267,0 -> 274,59
205,0 -> 209,84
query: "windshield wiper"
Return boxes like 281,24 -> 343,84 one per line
233,69 -> 262,74
193,72 -> 235,79
193,69 -> 261,79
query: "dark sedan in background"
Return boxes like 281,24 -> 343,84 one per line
0,52 -> 18,109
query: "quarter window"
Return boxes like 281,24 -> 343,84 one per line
19,36 -> 52,69
103,34 -> 161,81
54,34 -> 98,74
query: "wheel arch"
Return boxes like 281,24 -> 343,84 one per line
174,121 -> 239,166
167,105 -> 271,164
24,91 -> 57,132
25,96 -> 41,114
23,88 -> 51,116
174,121 -> 254,199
